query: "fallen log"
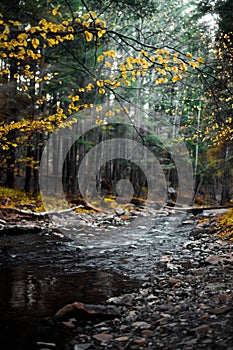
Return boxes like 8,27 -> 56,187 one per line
164,205 -> 233,216
0,205 -> 83,217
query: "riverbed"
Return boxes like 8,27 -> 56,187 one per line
0,211 -> 232,349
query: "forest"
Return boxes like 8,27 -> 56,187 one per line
0,0 -> 232,210
0,1 -> 233,349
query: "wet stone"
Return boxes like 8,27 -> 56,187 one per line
114,336 -> 129,342
74,344 -> 92,350
132,321 -> 151,329
93,333 -> 113,342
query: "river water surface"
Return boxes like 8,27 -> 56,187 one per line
0,213 -> 197,349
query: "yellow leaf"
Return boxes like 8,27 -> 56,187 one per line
119,63 -> 125,71
89,11 -> 97,18
188,61 -> 199,69
186,52 -> 192,59
17,33 -> 28,40
52,8 -> 57,16
86,83 -> 94,91
97,80 -> 104,87
95,118 -> 103,125
103,50 -> 116,58
155,77 -> 168,84
72,95 -> 80,101
172,66 -> 178,73
157,55 -> 163,64
172,74 -> 182,82
84,30 -> 93,42
97,29 -> 106,38
95,19 -> 106,28
97,55 -> 104,62
99,88 -> 106,94
180,62 -> 187,71
197,57 -> 204,64
31,38 -> 40,49
156,67 -> 166,75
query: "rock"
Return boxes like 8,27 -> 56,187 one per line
209,306 -> 233,314
119,215 -> 131,220
93,333 -> 113,342
132,321 -> 151,329
182,220 -> 194,225
62,321 -> 75,328
141,329 -> 154,336
115,208 -> 125,216
205,255 -> 224,264
169,278 -> 181,284
223,254 -> 233,264
74,344 -> 91,350
160,255 -> 173,262
133,338 -> 147,345
114,336 -> 129,342
107,294 -> 135,305
191,324 -> 210,332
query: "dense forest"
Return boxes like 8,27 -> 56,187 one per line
0,2 -> 233,350
0,0 -> 232,211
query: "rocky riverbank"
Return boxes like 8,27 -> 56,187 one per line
35,212 -> 233,350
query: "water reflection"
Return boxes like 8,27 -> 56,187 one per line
1,267 -> 138,312
0,265 -> 140,349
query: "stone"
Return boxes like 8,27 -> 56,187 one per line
114,336 -> 129,342
93,333 -> 113,342
62,321 -> 75,328
209,306 -> 233,314
36,342 -> 56,348
74,344 -> 91,350
169,278 -> 181,284
133,338 -> 147,345
191,324 -> 210,332
132,321 -> 151,329
141,329 -> 154,336
205,255 -> 224,264
115,208 -> 125,216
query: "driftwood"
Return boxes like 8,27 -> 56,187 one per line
0,205 -> 83,217
54,301 -> 120,321
0,197 -> 104,218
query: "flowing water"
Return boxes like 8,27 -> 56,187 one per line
0,213 -> 196,349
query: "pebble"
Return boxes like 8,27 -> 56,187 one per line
74,344 -> 91,350
36,342 -> 56,348
92,333 -> 113,342
114,336 -> 129,342
131,321 -> 151,329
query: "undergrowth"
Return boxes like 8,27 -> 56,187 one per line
0,186 -> 43,210
211,208 -> 233,242
0,186 -> 72,212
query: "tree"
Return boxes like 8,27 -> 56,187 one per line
196,0 -> 233,204
0,0 -> 207,205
